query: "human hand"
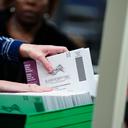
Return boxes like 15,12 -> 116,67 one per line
20,44 -> 68,73
0,80 -> 53,92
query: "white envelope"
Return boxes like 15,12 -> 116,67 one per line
36,48 -> 96,96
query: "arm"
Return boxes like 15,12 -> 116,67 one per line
0,36 -> 68,92
0,80 -> 53,92
0,36 -> 68,73
19,44 -> 68,73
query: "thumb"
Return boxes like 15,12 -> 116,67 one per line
36,54 -> 54,73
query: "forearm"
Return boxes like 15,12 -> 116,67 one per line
0,80 -> 52,92
0,80 -> 29,92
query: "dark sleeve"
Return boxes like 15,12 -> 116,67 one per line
0,9 -> 10,31
0,36 -> 23,62
40,21 -> 78,51
53,30 -> 78,51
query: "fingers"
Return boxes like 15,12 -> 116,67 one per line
35,45 -> 68,73
20,44 -> 68,73
32,51 -> 54,73
27,84 -> 53,92
39,58 -> 53,73
20,44 -> 68,58
0,81 -> 53,92
42,45 -> 68,56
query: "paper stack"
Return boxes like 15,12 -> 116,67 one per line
24,48 -> 96,96
0,90 -> 92,113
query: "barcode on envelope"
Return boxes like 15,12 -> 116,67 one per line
75,57 -> 86,81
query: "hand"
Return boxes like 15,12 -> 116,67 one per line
20,44 -> 68,73
0,80 -> 53,92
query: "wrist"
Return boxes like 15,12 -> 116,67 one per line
19,44 -> 29,58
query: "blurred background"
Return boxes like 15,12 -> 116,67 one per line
51,0 -> 106,72
0,0 -> 106,72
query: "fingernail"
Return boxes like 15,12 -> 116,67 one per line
48,67 -> 53,73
